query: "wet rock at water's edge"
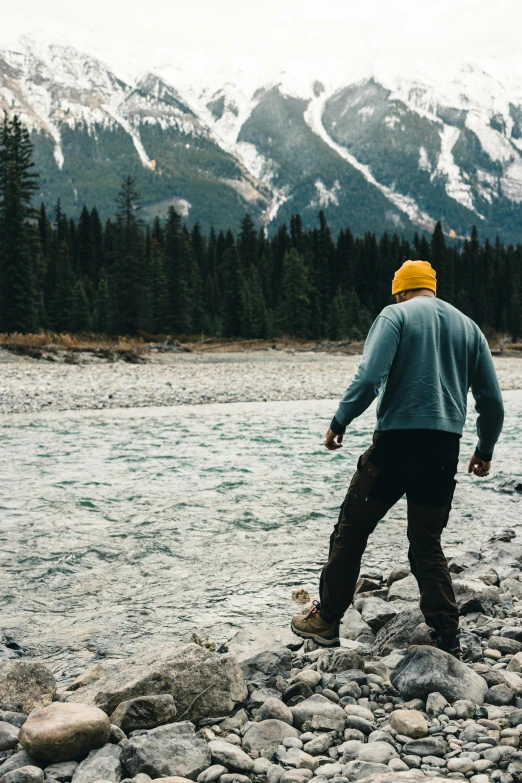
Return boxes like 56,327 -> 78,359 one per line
19,703 -> 111,763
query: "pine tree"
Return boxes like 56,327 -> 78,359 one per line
93,275 -> 111,334
48,240 -> 74,332
278,249 -> 311,337
431,221 -> 454,303
221,245 -> 246,338
148,236 -> 170,333
237,214 -> 258,269
0,113 -> 39,332
327,288 -> 348,341
69,281 -> 92,332
111,175 -> 150,334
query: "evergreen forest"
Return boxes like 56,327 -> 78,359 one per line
1,114 -> 521,341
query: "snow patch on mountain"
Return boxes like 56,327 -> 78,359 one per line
501,158 -> 522,202
265,187 -> 290,224
304,93 -> 436,230
311,180 -> 341,208
419,147 -> 432,173
466,112 -> 514,163
431,125 -> 482,216
102,104 -> 154,170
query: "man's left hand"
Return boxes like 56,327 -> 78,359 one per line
325,428 -> 343,450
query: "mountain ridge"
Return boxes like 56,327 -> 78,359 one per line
1,21 -> 522,239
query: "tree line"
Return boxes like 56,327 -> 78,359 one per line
1,113 -> 521,341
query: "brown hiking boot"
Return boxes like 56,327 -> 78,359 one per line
291,601 -> 340,648
428,628 -> 462,659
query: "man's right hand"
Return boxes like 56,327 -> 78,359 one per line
468,455 -> 491,477
325,428 -> 344,451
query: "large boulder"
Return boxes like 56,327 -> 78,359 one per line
352,598 -> 398,632
448,551 -> 481,574
391,646 -> 488,704
328,649 -> 364,673
340,610 -> 373,642
387,576 -> 419,603
119,721 -> 211,781
290,695 -> 347,731
67,667 -> 107,693
242,720 -> 299,754
70,744 -> 122,783
240,648 -> 292,688
0,662 -> 56,713
110,695 -> 177,733
68,644 -> 246,722
222,626 -> 300,658
372,609 -> 424,656
19,703 -> 111,763
452,579 -> 500,614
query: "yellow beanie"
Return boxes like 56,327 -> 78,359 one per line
392,260 -> 437,295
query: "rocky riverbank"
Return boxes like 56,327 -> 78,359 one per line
0,352 -> 521,414
3,529 -> 522,783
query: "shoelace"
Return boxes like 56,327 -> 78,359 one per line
305,600 -> 320,620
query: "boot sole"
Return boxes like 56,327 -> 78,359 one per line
290,621 -> 340,648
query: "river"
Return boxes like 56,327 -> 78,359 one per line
0,393 -> 520,678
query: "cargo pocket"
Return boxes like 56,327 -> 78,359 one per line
353,455 -> 381,500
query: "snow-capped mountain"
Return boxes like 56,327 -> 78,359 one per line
1,18 -> 522,239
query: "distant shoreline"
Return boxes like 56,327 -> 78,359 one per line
1,351 -> 521,416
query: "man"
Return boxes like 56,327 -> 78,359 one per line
291,260 -> 504,655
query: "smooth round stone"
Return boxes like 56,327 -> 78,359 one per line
259,699 -> 294,726
388,758 -> 409,771
343,705 -> 374,723
294,672 -> 322,690
389,709 -> 428,739
321,690 -> 340,704
454,701 -> 476,720
402,756 -> 422,769
19,703 -> 111,763
447,758 -> 475,774
470,776 -> 490,783
484,649 -> 503,660
283,737 -> 303,749
357,742 -> 397,764
0,768 -> 44,783
312,764 -> 342,779
197,766 -> 228,783
0,721 -> 20,751
219,775 -> 252,783
422,756 -> 446,768
222,734 -> 241,746
473,760 -> 495,773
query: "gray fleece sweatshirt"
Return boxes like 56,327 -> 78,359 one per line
330,296 -> 504,460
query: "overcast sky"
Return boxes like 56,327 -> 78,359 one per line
2,0 -> 522,66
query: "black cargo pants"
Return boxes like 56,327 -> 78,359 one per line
319,429 -> 460,636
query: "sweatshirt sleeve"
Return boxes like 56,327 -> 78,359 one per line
330,314 -> 401,434
470,339 -> 504,461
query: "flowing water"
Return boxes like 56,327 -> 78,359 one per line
0,393 -> 521,677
